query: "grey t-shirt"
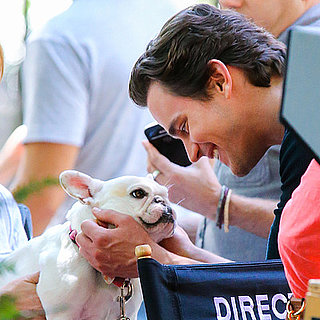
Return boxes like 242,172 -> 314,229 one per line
196,146 -> 281,261
22,0 -> 178,225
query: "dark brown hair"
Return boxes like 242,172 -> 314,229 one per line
129,4 -> 286,106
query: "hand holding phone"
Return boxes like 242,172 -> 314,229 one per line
144,122 -> 191,167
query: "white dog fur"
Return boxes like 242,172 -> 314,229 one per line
0,170 -> 176,320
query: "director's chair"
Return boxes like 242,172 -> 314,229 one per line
135,245 -> 291,320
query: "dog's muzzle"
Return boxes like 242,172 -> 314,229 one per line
139,198 -> 175,228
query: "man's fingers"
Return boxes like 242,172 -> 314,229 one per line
24,271 -> 40,284
78,209 -> 133,246
91,207 -> 129,225
142,140 -> 174,172
193,156 -> 214,169
80,218 -> 100,233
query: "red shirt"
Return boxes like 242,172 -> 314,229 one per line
279,159 -> 320,298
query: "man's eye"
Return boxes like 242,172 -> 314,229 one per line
130,189 -> 148,199
180,122 -> 188,134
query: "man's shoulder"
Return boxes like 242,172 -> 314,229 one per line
279,128 -> 313,186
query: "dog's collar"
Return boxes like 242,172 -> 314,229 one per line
69,225 -> 79,248
68,225 -> 126,287
113,277 -> 127,287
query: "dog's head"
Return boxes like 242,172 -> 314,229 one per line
60,170 -> 176,242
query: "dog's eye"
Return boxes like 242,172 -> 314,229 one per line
130,188 -> 148,199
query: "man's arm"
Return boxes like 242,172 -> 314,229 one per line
76,209 -> 230,279
11,142 -> 79,236
143,141 -> 277,238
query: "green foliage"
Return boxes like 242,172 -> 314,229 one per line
12,176 -> 59,203
0,263 -> 21,320
0,295 -> 20,320
0,262 -> 15,275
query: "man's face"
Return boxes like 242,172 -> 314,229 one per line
219,0 -> 289,36
147,81 -> 270,176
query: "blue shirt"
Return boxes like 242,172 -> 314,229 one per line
0,184 -> 28,260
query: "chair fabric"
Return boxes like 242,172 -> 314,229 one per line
138,258 -> 291,320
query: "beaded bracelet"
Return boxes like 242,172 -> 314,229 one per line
224,188 -> 232,233
216,185 -> 229,229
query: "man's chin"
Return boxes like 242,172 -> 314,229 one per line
219,150 -> 262,177
229,161 -> 257,177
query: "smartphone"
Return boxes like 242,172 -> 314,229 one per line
144,122 -> 192,167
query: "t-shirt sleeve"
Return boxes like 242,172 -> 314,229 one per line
266,128 -> 313,259
22,37 -> 90,146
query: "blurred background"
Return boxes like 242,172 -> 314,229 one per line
0,0 -> 217,148
0,0 -> 72,147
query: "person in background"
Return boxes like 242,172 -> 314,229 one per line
0,44 -> 44,320
9,0 -> 179,236
143,0 -> 320,261
0,46 -> 28,261
0,125 -> 26,187
279,158 -> 320,299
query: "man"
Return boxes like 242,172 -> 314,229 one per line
76,4 -> 295,279
142,0 -> 320,261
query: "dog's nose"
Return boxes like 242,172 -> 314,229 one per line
153,196 -> 165,204
161,205 -> 175,223
165,206 -> 172,215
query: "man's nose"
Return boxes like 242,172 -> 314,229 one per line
183,140 -> 200,163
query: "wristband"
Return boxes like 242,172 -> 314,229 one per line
216,185 -> 228,229
224,188 -> 232,233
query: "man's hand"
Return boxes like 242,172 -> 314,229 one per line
143,141 -> 221,218
77,208 -> 230,274
0,272 -> 45,319
77,208 -> 154,279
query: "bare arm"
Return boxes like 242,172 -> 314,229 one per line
159,224 -> 231,264
143,141 -> 277,239
11,142 -> 79,236
0,125 -> 27,186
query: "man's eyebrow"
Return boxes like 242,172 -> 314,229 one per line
168,116 -> 179,136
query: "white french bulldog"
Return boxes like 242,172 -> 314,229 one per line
0,170 -> 176,320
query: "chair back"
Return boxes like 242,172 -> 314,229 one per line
138,258 -> 291,320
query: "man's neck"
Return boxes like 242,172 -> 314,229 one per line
274,0 -> 320,37
267,77 -> 285,146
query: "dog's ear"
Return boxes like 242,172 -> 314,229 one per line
59,170 -> 103,205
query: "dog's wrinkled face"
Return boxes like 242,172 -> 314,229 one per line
60,170 -> 176,242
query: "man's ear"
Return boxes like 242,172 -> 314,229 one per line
206,59 -> 232,98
